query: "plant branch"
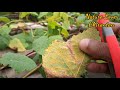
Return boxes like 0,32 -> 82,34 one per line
0,65 -> 8,70
22,63 -> 42,78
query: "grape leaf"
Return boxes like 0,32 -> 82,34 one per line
33,35 -> 63,55
96,60 -> 107,64
33,54 -> 41,62
62,20 -> 70,30
0,25 -> 11,50
76,14 -> 86,26
0,12 -> 11,16
30,12 -> 38,16
48,35 -> 63,44
0,25 -> 11,36
0,16 -> 10,23
32,36 -> 49,55
42,28 -> 100,78
47,12 -> 69,38
12,32 -> 33,49
9,24 -> 18,28
0,36 -> 8,50
47,21 -> 61,36
10,22 -> 27,29
48,20 -> 60,29
39,67 -> 46,78
19,12 -> 29,19
19,12 -> 38,19
9,38 -> 26,52
0,35 -> 10,45
0,52 -> 37,73
34,28 -> 45,37
38,12 -> 48,19
60,12 -> 70,37
84,20 -> 93,25
61,29 -> 69,38
47,12 -> 60,22
60,12 -> 69,21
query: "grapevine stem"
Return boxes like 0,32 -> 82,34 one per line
22,64 -> 42,78
0,65 -> 8,70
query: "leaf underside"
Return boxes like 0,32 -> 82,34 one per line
42,28 -> 100,78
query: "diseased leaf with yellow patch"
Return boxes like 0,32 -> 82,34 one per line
17,22 -> 26,28
9,38 -> 26,52
9,22 -> 26,29
42,28 -> 100,78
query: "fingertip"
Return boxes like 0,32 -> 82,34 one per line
87,63 -> 109,73
79,39 -> 90,51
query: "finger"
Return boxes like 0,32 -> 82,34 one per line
109,22 -> 120,35
87,62 -> 109,73
79,39 -> 111,61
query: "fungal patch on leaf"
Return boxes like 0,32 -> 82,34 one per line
42,28 -> 100,78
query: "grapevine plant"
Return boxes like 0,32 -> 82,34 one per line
0,12 -> 111,78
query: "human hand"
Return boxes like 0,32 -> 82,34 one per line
79,22 -> 120,73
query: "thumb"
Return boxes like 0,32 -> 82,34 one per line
79,39 -> 111,61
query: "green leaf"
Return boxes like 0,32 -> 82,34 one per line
47,21 -> 61,36
45,12 -> 53,17
0,35 -> 9,45
38,12 -> 48,19
48,20 -> 60,29
0,25 -> 11,50
33,54 -> 41,62
0,17 -> 10,23
47,12 -> 60,22
19,12 -> 30,19
23,32 -> 33,42
48,35 -> 63,44
0,25 -> 11,36
62,20 -> 70,30
39,55 -> 42,63
0,52 -> 37,73
0,36 -> 8,50
34,28 -> 45,37
9,24 -> 18,28
96,60 -> 107,64
19,12 -> 38,19
39,67 -> 46,78
47,12 -> 70,38
0,12 -> 11,16
32,36 -> 49,55
12,32 -> 33,48
69,18 -> 75,24
30,12 -> 38,16
9,38 -> 26,52
48,28 -> 60,36
35,55 -> 44,77
33,35 -> 63,55
53,12 -> 60,18
38,54 -> 46,78
60,12 -> 69,21
60,12 -> 70,30
84,20 -> 93,25
61,29 -> 69,38
76,14 -> 86,26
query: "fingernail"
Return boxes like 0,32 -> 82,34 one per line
79,39 -> 90,50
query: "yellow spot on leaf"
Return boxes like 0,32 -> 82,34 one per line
9,38 -> 26,52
